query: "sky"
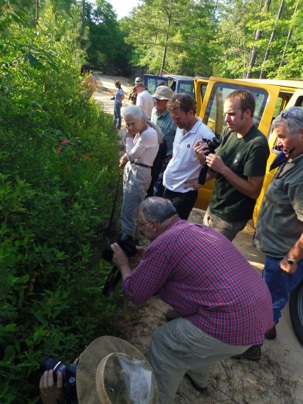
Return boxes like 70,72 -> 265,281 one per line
107,0 -> 140,20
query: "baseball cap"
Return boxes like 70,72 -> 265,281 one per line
135,77 -> 142,83
152,86 -> 174,101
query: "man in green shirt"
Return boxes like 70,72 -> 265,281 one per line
192,89 -> 269,241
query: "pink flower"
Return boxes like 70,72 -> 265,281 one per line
57,147 -> 62,155
60,140 -> 70,145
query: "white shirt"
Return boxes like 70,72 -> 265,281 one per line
126,126 -> 159,167
136,90 -> 155,119
163,117 -> 215,192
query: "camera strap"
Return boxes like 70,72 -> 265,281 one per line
104,170 -> 123,236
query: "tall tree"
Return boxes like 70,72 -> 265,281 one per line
259,0 -> 284,78
124,0 -> 216,76
83,0 -> 132,74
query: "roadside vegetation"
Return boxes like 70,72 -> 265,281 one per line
0,1 -> 124,402
1,0 -> 303,401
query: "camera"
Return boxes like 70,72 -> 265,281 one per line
40,356 -> 77,403
102,237 -> 137,262
204,136 -> 221,155
102,236 -> 137,297
198,136 -> 221,185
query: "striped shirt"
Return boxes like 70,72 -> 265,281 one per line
123,218 -> 273,346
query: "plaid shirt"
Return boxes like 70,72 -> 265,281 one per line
123,218 -> 273,346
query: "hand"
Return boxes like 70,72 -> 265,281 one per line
280,257 -> 298,274
111,243 -> 129,267
193,141 -> 209,166
119,155 -> 128,169
205,153 -> 225,173
184,178 -> 202,190
39,370 -> 64,404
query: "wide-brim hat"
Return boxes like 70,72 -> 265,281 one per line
152,86 -> 173,101
76,336 -> 159,403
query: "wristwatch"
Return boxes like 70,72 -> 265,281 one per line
286,256 -> 297,265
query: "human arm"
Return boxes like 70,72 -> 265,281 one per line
125,129 -> 157,161
112,241 -> 170,304
183,141 -> 217,189
39,370 -> 64,404
280,233 -> 303,274
111,243 -> 132,280
119,153 -> 128,169
205,153 -> 265,199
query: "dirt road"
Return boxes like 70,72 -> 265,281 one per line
94,75 -> 303,404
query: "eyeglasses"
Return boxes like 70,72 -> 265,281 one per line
280,109 -> 303,124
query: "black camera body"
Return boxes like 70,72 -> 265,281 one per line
102,237 -> 137,262
204,136 -> 221,155
40,356 -> 77,403
198,136 -> 221,185
102,236 -> 137,297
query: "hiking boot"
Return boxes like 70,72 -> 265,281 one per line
186,374 -> 208,394
165,309 -> 181,322
265,324 -> 277,340
231,344 -> 262,361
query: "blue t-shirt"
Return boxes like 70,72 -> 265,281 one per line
115,88 -> 124,103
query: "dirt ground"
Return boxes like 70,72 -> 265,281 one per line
93,75 -> 303,404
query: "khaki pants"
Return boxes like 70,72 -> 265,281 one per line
120,162 -> 151,238
148,318 -> 250,404
203,206 -> 247,241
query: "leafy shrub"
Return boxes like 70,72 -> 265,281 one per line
0,5 -> 123,402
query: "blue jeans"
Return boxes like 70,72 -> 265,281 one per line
114,102 -> 122,128
263,256 -> 303,323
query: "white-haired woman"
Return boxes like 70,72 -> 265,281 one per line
119,105 -> 162,240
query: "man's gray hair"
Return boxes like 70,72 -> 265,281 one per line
139,197 -> 177,223
273,106 -> 303,135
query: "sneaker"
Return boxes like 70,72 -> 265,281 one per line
231,344 -> 262,361
265,325 -> 277,340
186,374 -> 208,394
165,309 -> 181,322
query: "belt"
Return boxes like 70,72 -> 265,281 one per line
131,161 -> 152,169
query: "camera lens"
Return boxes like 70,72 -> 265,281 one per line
40,356 -> 67,382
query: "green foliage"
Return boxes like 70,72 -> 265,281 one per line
123,0 -> 303,80
0,3 -> 123,402
82,0 -> 133,75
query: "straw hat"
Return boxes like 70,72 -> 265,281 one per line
76,336 -> 158,403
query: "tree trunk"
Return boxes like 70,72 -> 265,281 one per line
259,0 -> 284,78
279,0 -> 299,68
159,45 -> 167,76
245,0 -> 272,78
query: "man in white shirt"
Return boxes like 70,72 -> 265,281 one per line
163,93 -> 215,219
136,83 -> 154,119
